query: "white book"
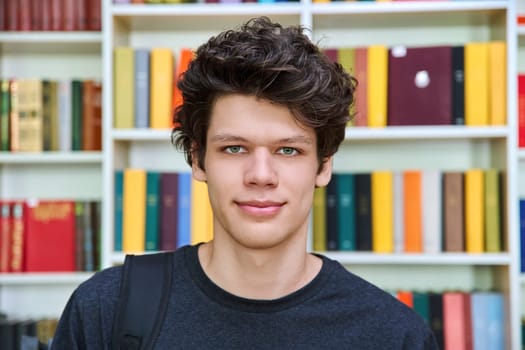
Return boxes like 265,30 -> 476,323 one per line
58,79 -> 72,152
422,169 -> 442,254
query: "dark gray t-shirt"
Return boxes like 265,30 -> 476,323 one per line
51,245 -> 438,349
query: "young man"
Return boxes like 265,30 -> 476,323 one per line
51,17 -> 438,349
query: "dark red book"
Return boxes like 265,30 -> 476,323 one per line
0,0 -> 5,31
23,200 -> 76,272
6,0 -> 19,31
387,45 -> 452,126
160,173 -> 179,251
30,0 -> 43,30
86,0 -> 101,31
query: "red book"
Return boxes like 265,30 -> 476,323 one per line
41,0 -> 52,31
50,0 -> 62,30
23,200 -> 76,272
443,292 -> 473,350
387,45 -> 452,126
10,202 -> 25,272
62,0 -> 76,31
0,201 -> 12,272
18,0 -> 32,31
518,75 -> 525,148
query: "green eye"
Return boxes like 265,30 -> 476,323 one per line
279,147 -> 298,156
225,146 -> 243,154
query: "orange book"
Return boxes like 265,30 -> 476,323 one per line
150,48 -> 174,129
372,171 -> 393,253
464,42 -> 489,126
403,170 -> 422,253
123,169 -> 147,253
397,290 -> 413,308
172,48 -> 194,123
367,45 -> 388,128
465,169 -> 484,253
488,41 -> 506,125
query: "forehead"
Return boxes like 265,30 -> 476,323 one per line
208,94 -> 315,142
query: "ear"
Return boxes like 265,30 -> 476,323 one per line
315,156 -> 333,187
191,150 -> 207,182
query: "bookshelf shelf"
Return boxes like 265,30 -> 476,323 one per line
111,3 -> 303,17
112,129 -> 172,141
0,32 -> 102,44
310,1 -> 507,15
0,152 -> 103,164
322,252 -> 512,266
0,272 -> 93,285
344,126 -> 508,141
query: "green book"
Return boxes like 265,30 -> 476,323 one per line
484,168 -> 501,252
337,173 -> 356,251
145,171 -> 161,251
71,80 -> 83,151
0,80 -> 10,151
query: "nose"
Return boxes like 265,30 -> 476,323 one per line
244,148 -> 278,187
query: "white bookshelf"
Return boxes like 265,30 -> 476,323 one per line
1,0 -> 521,348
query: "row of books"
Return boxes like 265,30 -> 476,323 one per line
0,0 -> 101,32
114,170 -> 205,253
0,200 -> 101,273
0,315 -> 57,350
323,42 -> 506,128
313,169 -> 505,253
518,74 -> 525,148
392,290 -> 504,350
0,79 -> 102,153
113,47 -> 192,130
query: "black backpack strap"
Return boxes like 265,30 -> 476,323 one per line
112,252 -> 174,350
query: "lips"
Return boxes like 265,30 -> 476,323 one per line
236,200 -> 285,216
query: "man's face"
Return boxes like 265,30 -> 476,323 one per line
192,94 -> 332,250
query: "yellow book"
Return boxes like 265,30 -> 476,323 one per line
150,48 -> 174,129
484,168 -> 501,252
17,79 -> 43,152
338,47 -> 356,122
488,41 -> 506,125
312,186 -> 327,251
367,45 -> 388,128
464,169 -> 484,253
191,178 -> 214,244
465,42 -> 489,126
114,47 -> 134,129
123,169 -> 146,253
372,171 -> 393,253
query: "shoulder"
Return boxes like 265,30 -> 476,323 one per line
70,265 -> 123,310
318,256 -> 434,334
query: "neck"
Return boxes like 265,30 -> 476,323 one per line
198,239 -> 322,300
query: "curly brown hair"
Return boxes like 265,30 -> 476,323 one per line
171,16 -> 356,173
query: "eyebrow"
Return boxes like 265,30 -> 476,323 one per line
210,133 -> 313,145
